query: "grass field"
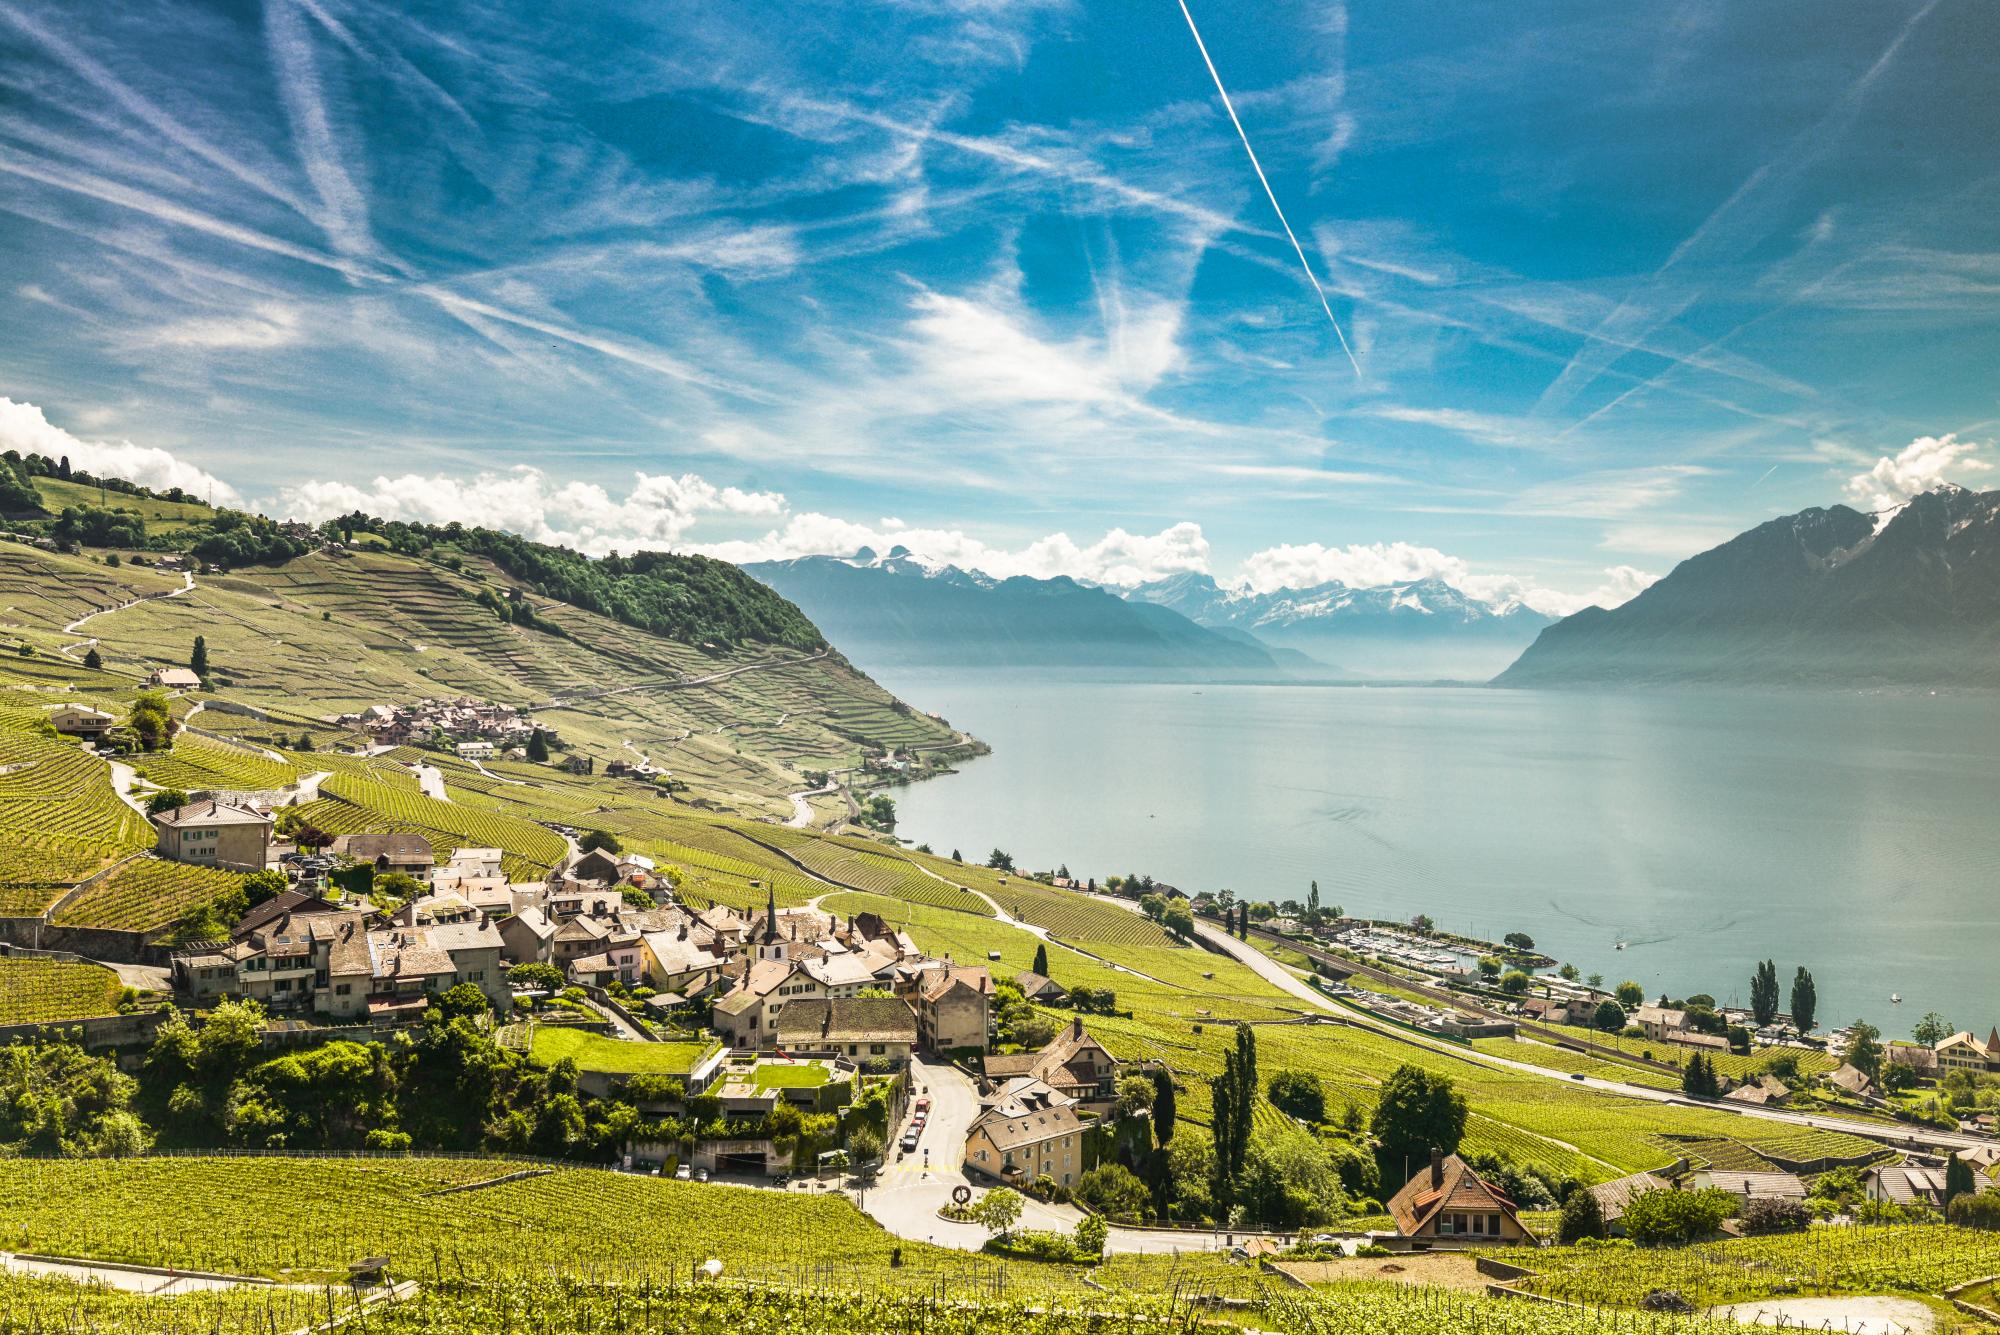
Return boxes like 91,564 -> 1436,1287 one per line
0,958 -> 124,1024
529,1029 -> 716,1075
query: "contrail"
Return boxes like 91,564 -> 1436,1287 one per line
1752,463 -> 1779,488
1175,0 -> 1362,379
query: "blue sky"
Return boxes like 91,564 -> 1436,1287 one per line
1,0 -> 1995,610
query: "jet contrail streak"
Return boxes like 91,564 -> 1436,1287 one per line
1176,0 -> 1362,379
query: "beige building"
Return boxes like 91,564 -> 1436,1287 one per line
903,963 -> 991,1055
48,703 -> 115,738
1936,1028 -> 2000,1074
154,799 -> 271,871
982,1019 -> 1120,1113
774,997 -> 919,1067
148,667 -> 201,689
965,1079 -> 1088,1187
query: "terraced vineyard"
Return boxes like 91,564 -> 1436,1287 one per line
0,957 -> 124,1023
0,731 -> 152,908
52,855 -> 246,932
298,771 -> 568,878
1518,1223 -> 2000,1309
0,1271 -> 355,1335
132,732 -> 299,793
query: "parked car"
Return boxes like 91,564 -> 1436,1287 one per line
674,1163 -> 691,1180
693,1167 -> 709,1184
900,1129 -> 919,1153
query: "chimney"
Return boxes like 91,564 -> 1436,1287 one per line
1430,1150 -> 1444,1188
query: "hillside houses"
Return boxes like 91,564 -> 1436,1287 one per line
335,696 -> 549,750
154,798 -> 272,871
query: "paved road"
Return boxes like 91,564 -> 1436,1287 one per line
785,784 -> 835,829
851,1059 -> 1266,1256
411,764 -> 447,800
0,1251 -> 263,1295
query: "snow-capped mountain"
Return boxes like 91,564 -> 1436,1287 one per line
742,550 -> 1293,675
1125,572 -> 1554,680
1499,485 -> 2000,687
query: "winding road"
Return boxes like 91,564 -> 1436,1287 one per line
1150,902 -> 1994,1159
57,570 -> 196,660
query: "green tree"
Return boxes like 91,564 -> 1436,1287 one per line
1622,1187 -> 1734,1245
1681,1052 -> 1719,1098
1949,1189 -> 2000,1230
1750,960 -> 1780,1028
1031,942 -> 1049,977
1946,1155 -> 1977,1205
1161,901 -> 1195,941
146,787 -> 190,816
1502,932 -> 1535,952
1615,980 -> 1644,1008
189,635 -> 208,679
82,646 -> 102,670
126,690 -> 174,752
974,1186 -> 1023,1239
1913,1011 -> 1952,1047
1151,1068 -> 1176,1150
1476,956 -> 1502,979
509,962 -> 565,993
1369,1064 -> 1467,1188
0,1037 -> 151,1157
1236,1128 -> 1349,1228
1593,1000 -> 1627,1032
525,729 -> 550,763
1790,967 -> 1817,1032
1074,1212 -> 1108,1259
1844,1020 -> 1884,1083
985,849 -> 1014,872
294,731 -> 314,752
1114,1074 -> 1156,1120
240,869 -> 286,910
579,829 -> 622,854
1557,1185 -> 1606,1242
1210,1024 -> 1257,1201
1500,970 -> 1531,995
1075,1162 -> 1150,1220
1267,1069 -> 1326,1124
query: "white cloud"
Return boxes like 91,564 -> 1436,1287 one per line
698,516 -> 1212,587
1498,565 -> 1659,617
277,467 -> 784,555
1236,540 -> 1472,595
0,397 -> 242,504
141,303 -> 304,350
901,286 -> 1181,407
1843,433 -> 1990,511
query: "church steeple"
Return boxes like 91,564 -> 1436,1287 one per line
760,880 -> 779,946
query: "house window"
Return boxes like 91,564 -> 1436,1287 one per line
335,983 -> 351,996
1489,1214 -> 1502,1234
1470,1214 -> 1484,1234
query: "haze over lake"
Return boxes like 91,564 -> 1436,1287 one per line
879,671 -> 2000,1036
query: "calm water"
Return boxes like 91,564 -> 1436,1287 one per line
877,671 -> 2000,1037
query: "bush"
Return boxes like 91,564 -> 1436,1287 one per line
1740,1196 -> 1811,1235
1622,1187 -> 1735,1245
1557,1185 -> 1606,1242
1073,1162 -> 1150,1220
1949,1189 -> 2000,1230
1268,1069 -> 1326,1124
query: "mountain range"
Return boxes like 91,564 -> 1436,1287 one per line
743,550 -> 1297,675
1125,572 -> 1555,680
1498,485 -> 2000,687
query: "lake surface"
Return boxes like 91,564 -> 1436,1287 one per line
876,671 -> 2000,1037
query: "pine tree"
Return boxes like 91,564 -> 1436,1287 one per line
82,647 -> 102,670
1032,942 -> 1049,977
525,729 -> 550,763
189,635 -> 208,679
1790,967 -> 1817,1033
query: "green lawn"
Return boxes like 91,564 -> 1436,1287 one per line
751,1060 -> 832,1089
529,1027 -> 713,1075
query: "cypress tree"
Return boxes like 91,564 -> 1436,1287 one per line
1790,968 -> 1817,1033
189,634 -> 208,678
1032,942 -> 1049,977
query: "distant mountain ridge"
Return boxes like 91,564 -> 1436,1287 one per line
1126,571 -> 1554,680
1498,485 -> 2000,687
743,550 -> 1291,674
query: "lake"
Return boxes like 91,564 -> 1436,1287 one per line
875,670 -> 2000,1038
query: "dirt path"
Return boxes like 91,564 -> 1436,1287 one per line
58,571 -> 196,660
785,784 -> 835,829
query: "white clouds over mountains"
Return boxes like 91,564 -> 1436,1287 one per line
1844,434 -> 1990,511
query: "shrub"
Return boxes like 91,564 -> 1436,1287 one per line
1557,1185 -> 1606,1242
1949,1189 -> 2000,1230
1268,1069 -> 1326,1123
1740,1196 -> 1811,1235
1622,1187 -> 1735,1245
